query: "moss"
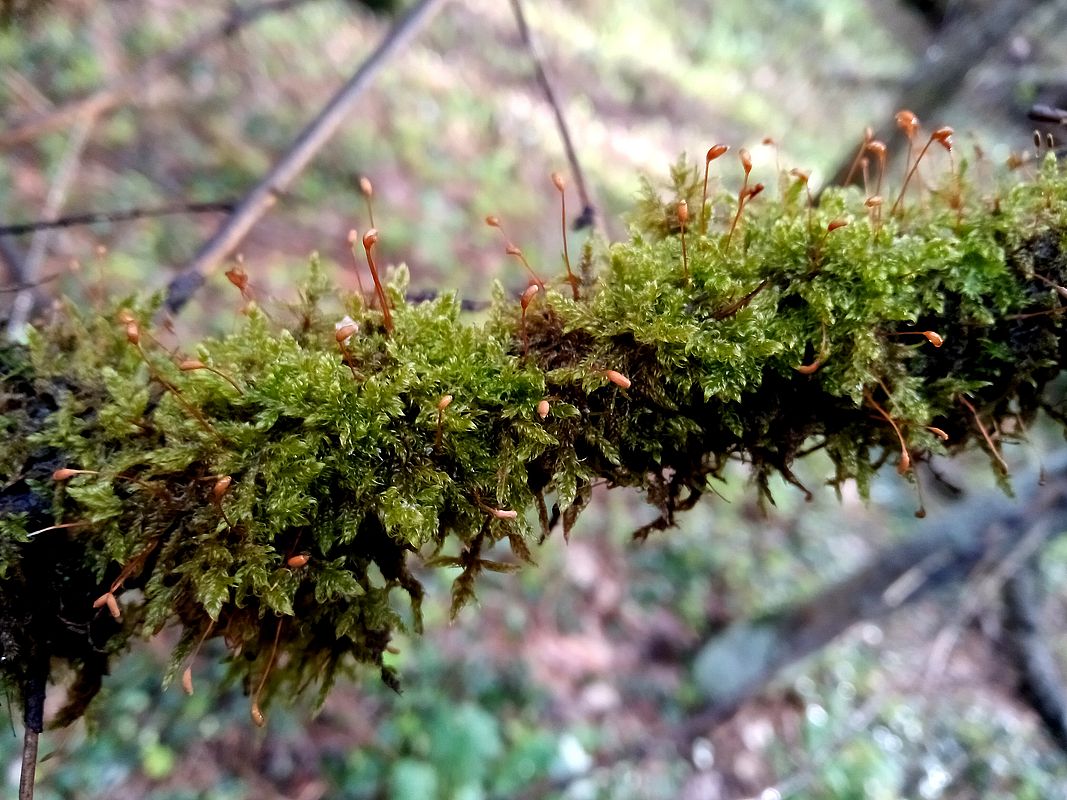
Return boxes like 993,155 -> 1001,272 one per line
4,151 -> 1067,724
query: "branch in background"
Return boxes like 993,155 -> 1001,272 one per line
1002,556 -> 1067,755
18,670 -> 45,800
0,200 -> 236,236
509,0 -> 596,231
505,460 -> 1067,800
7,118 -> 92,338
163,0 -> 451,315
826,0 -> 1048,187
0,0 -> 319,149
0,236 -> 26,285
682,458 -> 1067,738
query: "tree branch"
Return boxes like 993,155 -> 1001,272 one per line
0,236 -> 26,285
0,0 -> 319,149
163,0 -> 452,315
684,458 -> 1067,737
0,200 -> 236,236
826,0 -> 1047,187
509,0 -> 595,230
18,670 -> 45,800
7,118 -> 92,338
1002,556 -> 1067,754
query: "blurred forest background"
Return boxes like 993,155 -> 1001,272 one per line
6,0 -> 1067,798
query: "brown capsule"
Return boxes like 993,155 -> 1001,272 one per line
706,144 -> 729,162
213,475 -> 233,501
922,331 -> 944,347
520,283 -> 540,309
865,195 -> 884,208
746,183 -> 765,200
53,467 -> 81,481
125,321 -> 141,346
181,666 -> 194,696
485,215 -> 501,228
488,507 -> 518,520
335,323 -> 359,343
537,399 -> 550,419
826,219 -> 849,232
505,242 -> 522,257
928,426 -> 950,441
739,147 -> 752,175
97,592 -> 121,620
359,176 -> 374,197
437,394 -> 454,411
1034,130 -> 1043,149
895,109 -> 919,138
932,126 -> 954,149
179,359 -> 205,371
287,553 -> 310,568
251,703 -> 265,727
225,266 -> 248,292
676,200 -> 689,225
551,171 -> 566,192
362,228 -> 379,249
604,369 -> 632,389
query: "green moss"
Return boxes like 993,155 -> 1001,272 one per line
4,152 -> 1067,724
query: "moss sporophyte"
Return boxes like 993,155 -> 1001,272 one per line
5,120 -> 1067,728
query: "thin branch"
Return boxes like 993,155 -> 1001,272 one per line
825,0 -> 1046,188
8,117 -> 92,338
163,0 -> 452,315
679,456 -> 1067,737
0,0 -> 318,149
0,200 -> 236,236
1002,557 -> 1067,755
509,0 -> 596,230
18,729 -> 38,800
0,272 -> 62,294
923,514 -> 1052,684
19,671 -> 45,800
0,236 -> 26,284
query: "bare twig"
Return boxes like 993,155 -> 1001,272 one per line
0,200 -> 236,236
19,729 -> 38,800
1002,557 -> 1067,755
825,0 -> 1046,188
924,515 -> 1052,684
8,117 -> 92,338
163,0 -> 451,315
19,671 -> 45,800
0,272 -> 62,294
680,456 -> 1067,736
0,0 -> 318,148
0,235 -> 26,284
509,0 -> 596,231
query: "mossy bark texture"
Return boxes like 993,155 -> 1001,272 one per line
4,154 -> 1067,725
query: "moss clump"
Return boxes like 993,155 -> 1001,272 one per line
4,150 -> 1067,725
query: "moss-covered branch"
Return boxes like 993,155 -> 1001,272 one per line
4,150 -> 1067,727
